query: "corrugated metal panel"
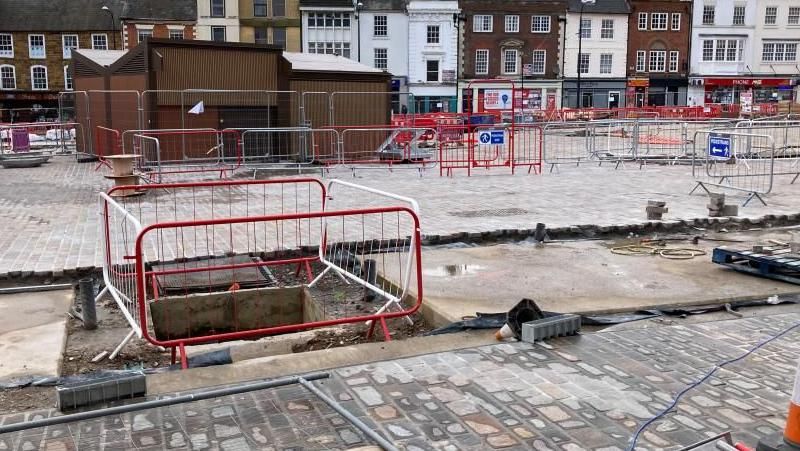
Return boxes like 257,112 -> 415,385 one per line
152,46 -> 280,92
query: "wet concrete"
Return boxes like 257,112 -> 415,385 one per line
0,289 -> 72,379
405,228 -> 800,326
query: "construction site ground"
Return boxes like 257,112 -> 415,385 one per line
1,157 -> 800,448
1,311 -> 798,450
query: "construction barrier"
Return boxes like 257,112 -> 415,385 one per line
98,179 -> 423,367
735,120 -> 800,158
338,126 -> 438,174
690,130 -> 778,206
0,122 -> 81,154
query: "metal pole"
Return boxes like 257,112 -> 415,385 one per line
79,278 -> 97,330
0,372 -> 330,435
297,377 -> 399,451
576,4 -> 584,109
0,283 -> 73,295
455,14 -> 460,113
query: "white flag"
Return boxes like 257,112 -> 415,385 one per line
188,101 -> 205,115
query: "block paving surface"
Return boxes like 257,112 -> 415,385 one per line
0,314 -> 798,450
2,157 -> 800,278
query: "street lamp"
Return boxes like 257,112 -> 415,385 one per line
354,2 -> 363,62
453,12 -> 466,113
576,0 -> 595,108
101,6 -> 117,49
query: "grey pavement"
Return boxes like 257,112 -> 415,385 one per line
2,157 -> 800,277
1,313 -> 798,450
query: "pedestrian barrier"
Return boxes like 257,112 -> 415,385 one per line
98,179 -> 422,367
542,122 -> 593,170
734,120 -> 800,158
690,130 -> 777,206
126,129 -> 243,181
0,122 -> 81,154
338,126 -> 438,174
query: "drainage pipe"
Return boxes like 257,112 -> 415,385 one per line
298,377 -> 399,451
0,372 -> 330,434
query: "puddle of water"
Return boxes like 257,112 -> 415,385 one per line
424,264 -> 485,277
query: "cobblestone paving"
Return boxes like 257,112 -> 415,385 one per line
1,314 -> 798,450
2,157 -> 800,277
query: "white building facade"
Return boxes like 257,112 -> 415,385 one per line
197,0 -> 241,42
751,0 -> 799,104
563,0 -> 630,108
358,0 -> 409,109
406,0 -> 460,113
299,0 -> 357,59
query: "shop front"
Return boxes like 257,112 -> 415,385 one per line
702,77 -> 795,105
458,80 -> 562,118
561,79 -> 628,109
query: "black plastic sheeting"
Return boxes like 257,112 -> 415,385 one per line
426,298 -> 799,336
0,348 -> 233,390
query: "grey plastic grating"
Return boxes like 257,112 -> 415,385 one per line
521,314 -> 581,343
57,372 -> 146,411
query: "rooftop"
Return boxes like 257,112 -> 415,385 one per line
72,49 -> 128,67
283,52 -> 385,74
567,0 -> 631,14
0,0 -> 125,31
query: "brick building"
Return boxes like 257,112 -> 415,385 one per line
459,0 -> 567,114
120,0 -> 197,49
239,0 -> 302,51
626,0 -> 692,106
0,0 -> 123,122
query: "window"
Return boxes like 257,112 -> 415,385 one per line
669,51 -> 679,72
531,16 -> 551,33
638,13 -> 647,30
211,26 -> 226,42
255,28 -> 268,44
474,49 -> 488,74
374,15 -> 387,36
505,15 -> 519,33
254,0 -> 267,16
651,13 -> 667,30
92,34 -> 108,50
374,48 -> 387,69
62,35 -> 78,59
473,15 -> 493,32
308,41 -> 350,58
671,13 -> 681,30
601,19 -> 614,39
0,65 -> 15,90
309,13 -> 350,30
273,0 -> 285,16
763,42 -> 798,62
531,49 -> 545,74
137,29 -> 152,43
702,4 -> 715,25
28,34 -> 45,59
64,65 -> 73,90
211,0 -> 225,17
0,34 -> 12,58
765,6 -> 777,25
649,50 -> 666,72
727,39 -> 739,61
578,53 -> 589,74
30,65 -> 47,90
581,92 -> 593,108
733,5 -> 746,25
271,28 -> 286,48
790,8 -> 800,25
715,39 -> 726,60
169,29 -> 184,40
599,54 -> 612,74
503,49 -> 518,74
580,18 -> 591,38
636,50 -> 646,72
426,60 -> 439,82
702,40 -> 714,61
427,25 -> 440,44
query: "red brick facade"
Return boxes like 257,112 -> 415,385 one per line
626,0 -> 692,78
122,22 -> 196,49
461,0 -> 566,80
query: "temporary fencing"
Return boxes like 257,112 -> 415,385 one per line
338,126 -> 438,174
0,122 -> 81,154
98,179 -> 423,367
735,120 -> 800,158
690,130 -> 777,206
437,124 -> 543,176
240,127 -> 340,175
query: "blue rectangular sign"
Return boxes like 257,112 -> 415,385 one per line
478,130 -> 505,145
708,133 -> 731,160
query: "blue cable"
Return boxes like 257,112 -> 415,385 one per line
626,320 -> 800,451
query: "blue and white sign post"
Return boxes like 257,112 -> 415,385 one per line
478,130 -> 505,145
708,133 -> 732,160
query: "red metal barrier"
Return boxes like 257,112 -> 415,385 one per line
94,126 -> 120,169
100,179 -> 423,368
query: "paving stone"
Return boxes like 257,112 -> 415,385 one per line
486,433 -> 518,448
537,406 -> 571,422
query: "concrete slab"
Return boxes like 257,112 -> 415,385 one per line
0,289 -> 72,380
406,228 -> 800,325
